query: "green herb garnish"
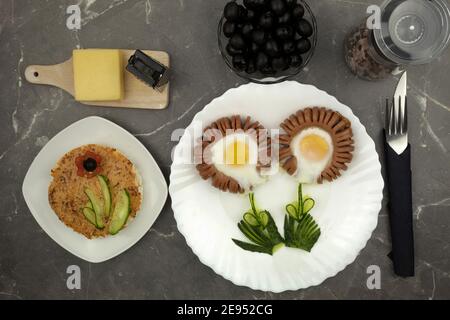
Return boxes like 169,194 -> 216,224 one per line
284,184 -> 321,252
232,184 -> 321,255
232,193 -> 284,255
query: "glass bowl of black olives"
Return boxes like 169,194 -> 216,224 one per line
218,0 -> 317,84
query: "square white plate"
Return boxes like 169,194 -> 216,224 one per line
22,116 -> 168,263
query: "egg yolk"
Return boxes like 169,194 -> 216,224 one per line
299,134 -> 329,161
225,140 -> 249,166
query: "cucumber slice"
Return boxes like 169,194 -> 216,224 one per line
84,188 -> 104,229
82,207 -> 97,227
109,189 -> 131,235
97,175 -> 112,217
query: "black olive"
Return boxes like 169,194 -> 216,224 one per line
296,19 -> 313,37
250,42 -> 260,53
264,39 -> 280,57
224,2 -> 240,21
223,21 -> 236,38
282,40 -> 296,54
275,26 -> 293,40
285,0 -> 297,8
246,9 -> 257,21
230,34 -> 246,49
259,11 -> 274,29
277,11 -> 291,25
261,64 -> 276,74
251,29 -> 266,45
295,38 -> 311,53
290,53 -> 303,67
255,51 -> 269,70
246,59 -> 257,74
272,56 -> 289,70
83,158 -> 97,172
237,5 -> 248,21
244,0 -> 256,9
291,4 -> 305,19
232,54 -> 248,71
241,23 -> 254,39
270,0 -> 286,16
226,43 -> 244,56
253,0 -> 269,11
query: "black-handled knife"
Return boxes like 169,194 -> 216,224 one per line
384,71 -> 414,277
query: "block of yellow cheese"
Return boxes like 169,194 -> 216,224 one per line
73,49 -> 124,101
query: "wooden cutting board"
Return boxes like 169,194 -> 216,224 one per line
24,49 -> 169,109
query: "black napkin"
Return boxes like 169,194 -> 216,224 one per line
384,139 -> 415,277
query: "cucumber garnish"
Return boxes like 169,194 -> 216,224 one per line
85,201 -> 93,210
97,175 -> 112,217
82,207 -> 97,227
109,189 -> 131,235
84,188 -> 104,229
232,184 -> 321,255
232,193 -> 284,255
283,184 -> 321,252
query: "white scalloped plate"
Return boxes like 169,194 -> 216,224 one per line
169,81 -> 383,292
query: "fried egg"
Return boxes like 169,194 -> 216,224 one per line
210,132 -> 267,191
290,127 -> 334,184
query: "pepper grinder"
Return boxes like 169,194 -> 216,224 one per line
344,0 -> 450,81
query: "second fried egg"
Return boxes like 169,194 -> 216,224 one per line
290,127 -> 334,184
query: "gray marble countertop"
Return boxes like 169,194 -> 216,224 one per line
1,0 -> 449,300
